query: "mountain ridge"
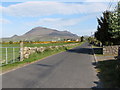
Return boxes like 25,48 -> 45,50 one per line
2,27 -> 79,41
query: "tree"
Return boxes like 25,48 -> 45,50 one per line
9,41 -> 13,44
81,36 -> 84,42
109,1 -> 120,45
95,1 -> 120,46
95,11 -> 112,45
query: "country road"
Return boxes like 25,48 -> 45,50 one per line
2,42 -> 99,88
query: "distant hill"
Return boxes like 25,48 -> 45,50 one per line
2,27 -> 79,41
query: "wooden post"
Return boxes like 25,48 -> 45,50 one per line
20,41 -> 24,61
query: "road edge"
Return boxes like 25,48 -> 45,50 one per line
91,45 -> 98,64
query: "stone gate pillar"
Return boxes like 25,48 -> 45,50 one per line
20,41 -> 24,61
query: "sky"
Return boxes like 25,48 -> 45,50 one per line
0,0 -> 118,38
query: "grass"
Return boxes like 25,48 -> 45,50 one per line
96,60 -> 120,88
1,43 -> 19,65
1,47 -> 20,64
91,44 -> 120,88
24,42 -> 78,47
1,42 -> 78,47
0,42 -> 79,65
92,45 -> 103,56
1,42 -> 84,73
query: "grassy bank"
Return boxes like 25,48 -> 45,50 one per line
97,60 -> 120,88
92,45 -> 103,56
92,44 -> 120,88
1,42 -> 84,74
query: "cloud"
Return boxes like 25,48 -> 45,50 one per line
43,18 -> 80,26
1,1 -> 108,17
26,14 -> 96,30
1,0 -> 118,2
26,18 -> 80,30
85,0 -> 117,2
0,18 -> 11,24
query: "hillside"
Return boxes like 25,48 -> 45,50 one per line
2,27 -> 79,41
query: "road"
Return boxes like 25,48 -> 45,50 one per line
2,42 -> 98,88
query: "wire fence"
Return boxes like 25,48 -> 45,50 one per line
0,47 -> 20,66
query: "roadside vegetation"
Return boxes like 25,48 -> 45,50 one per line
1,42 -> 80,64
1,41 -> 79,47
89,2 -> 120,88
95,2 -> 120,46
97,60 -> 120,88
1,42 -> 84,73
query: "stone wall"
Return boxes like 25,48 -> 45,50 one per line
22,43 -> 79,59
103,45 -> 120,56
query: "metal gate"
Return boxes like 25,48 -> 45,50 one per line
0,47 -> 20,66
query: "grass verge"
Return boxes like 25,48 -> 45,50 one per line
1,42 -> 84,74
92,45 -> 103,56
96,60 -> 120,88
92,44 -> 120,88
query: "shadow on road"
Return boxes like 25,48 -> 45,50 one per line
36,64 -> 52,67
66,47 -> 93,55
66,45 -> 103,56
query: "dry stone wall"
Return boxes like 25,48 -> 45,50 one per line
22,43 -> 79,59
103,45 -> 120,56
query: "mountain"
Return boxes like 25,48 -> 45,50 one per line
2,27 -> 79,41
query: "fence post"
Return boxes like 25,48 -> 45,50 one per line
6,47 -> 8,64
20,42 -> 24,61
13,47 -> 15,62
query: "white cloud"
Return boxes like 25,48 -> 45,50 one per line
1,1 -> 108,17
0,5 -> 3,14
0,18 -> 11,24
26,14 -> 96,30
27,18 -> 80,30
1,0 -> 118,2
43,18 -> 79,26
85,0 -> 117,2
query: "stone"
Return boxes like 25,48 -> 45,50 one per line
24,47 -> 29,51
21,43 -> 79,60
103,45 -> 119,55
24,54 -> 29,59
36,47 -> 46,53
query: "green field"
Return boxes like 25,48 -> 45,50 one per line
2,42 -> 78,47
1,42 -> 80,66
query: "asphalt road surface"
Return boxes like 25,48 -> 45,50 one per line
2,42 -> 98,88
